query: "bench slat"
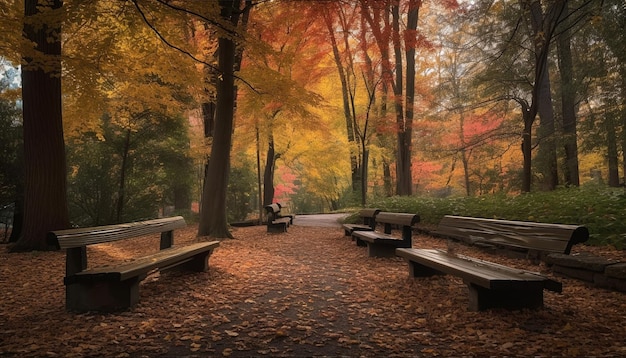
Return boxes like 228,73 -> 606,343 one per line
352,230 -> 406,245
65,241 -> 220,284
435,215 -> 588,255
48,216 -> 187,249
396,248 -> 561,291
374,212 -> 420,227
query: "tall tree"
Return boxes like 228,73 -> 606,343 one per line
198,0 -> 250,238
556,0 -> 580,187
322,4 -> 361,194
11,0 -> 70,252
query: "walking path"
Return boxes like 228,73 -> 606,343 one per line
1,223 -> 625,357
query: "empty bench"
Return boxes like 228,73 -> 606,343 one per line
396,248 -> 562,311
352,212 -> 419,257
342,208 -> 380,236
47,216 -> 220,312
434,215 -> 589,259
264,203 -> 293,233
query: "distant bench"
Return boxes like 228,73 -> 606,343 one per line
352,212 -> 419,257
434,215 -> 589,259
264,203 -> 293,233
396,248 -> 562,311
47,216 -> 219,312
342,208 -> 380,236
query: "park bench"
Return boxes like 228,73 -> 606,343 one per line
47,216 -> 220,312
264,203 -> 293,233
352,212 -> 419,257
342,208 -> 380,236
396,248 -> 562,311
434,215 -> 589,259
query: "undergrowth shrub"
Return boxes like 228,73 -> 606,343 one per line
366,185 -> 626,248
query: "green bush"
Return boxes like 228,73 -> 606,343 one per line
368,185 -> 626,248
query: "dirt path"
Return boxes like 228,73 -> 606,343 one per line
1,224 -> 626,357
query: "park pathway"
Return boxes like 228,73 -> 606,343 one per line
2,222 -> 625,357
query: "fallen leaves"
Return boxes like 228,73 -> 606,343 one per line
1,224 -> 625,357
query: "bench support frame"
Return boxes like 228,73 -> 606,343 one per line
399,248 -> 560,311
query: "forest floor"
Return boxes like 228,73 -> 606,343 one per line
1,220 -> 626,357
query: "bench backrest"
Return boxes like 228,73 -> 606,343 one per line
375,212 -> 420,241
359,208 -> 381,228
48,216 -> 187,250
436,215 -> 589,254
264,203 -> 281,220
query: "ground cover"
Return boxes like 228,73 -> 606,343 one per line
1,224 -> 625,357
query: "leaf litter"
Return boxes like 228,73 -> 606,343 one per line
1,224 -> 625,357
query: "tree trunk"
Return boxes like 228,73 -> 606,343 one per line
606,116 -> 620,187
323,9 -> 360,192
11,0 -> 69,252
556,0 -> 579,187
116,129 -> 131,223
529,0 -> 558,191
621,74 -> 626,186
263,133 -> 276,206
197,1 -> 240,239
391,3 -> 410,196
521,100 -> 534,193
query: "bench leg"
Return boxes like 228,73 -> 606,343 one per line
267,222 -> 287,233
467,283 -> 544,311
355,238 -> 367,247
367,243 -> 397,258
66,278 -> 140,312
179,251 -> 212,272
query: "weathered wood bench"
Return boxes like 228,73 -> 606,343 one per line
396,248 -> 562,311
264,203 -> 292,233
434,215 -> 589,259
342,208 -> 380,236
352,212 -> 419,257
47,216 -> 220,312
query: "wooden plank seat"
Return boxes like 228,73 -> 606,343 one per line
434,215 -> 589,259
342,208 -> 380,236
352,212 -> 419,257
47,216 -> 220,312
396,248 -> 562,311
264,203 -> 293,233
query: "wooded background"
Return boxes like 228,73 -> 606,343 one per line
1,0 -> 625,250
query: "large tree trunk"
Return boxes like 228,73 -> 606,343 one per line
391,3 -> 407,196
529,0 -> 558,191
556,0 -> 579,187
11,0 -> 70,252
197,1 -> 240,239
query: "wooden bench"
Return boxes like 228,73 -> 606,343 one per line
434,215 -> 589,259
396,248 -> 562,311
264,203 -> 292,233
342,208 -> 380,236
352,212 -> 419,257
47,216 -> 220,312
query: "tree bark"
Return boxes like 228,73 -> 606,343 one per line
556,0 -> 579,187
323,9 -> 360,192
263,133 -> 276,206
11,0 -> 70,252
529,0 -> 558,191
606,116 -> 620,187
197,0 -> 241,239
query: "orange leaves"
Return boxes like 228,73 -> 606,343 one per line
2,224 -> 626,356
